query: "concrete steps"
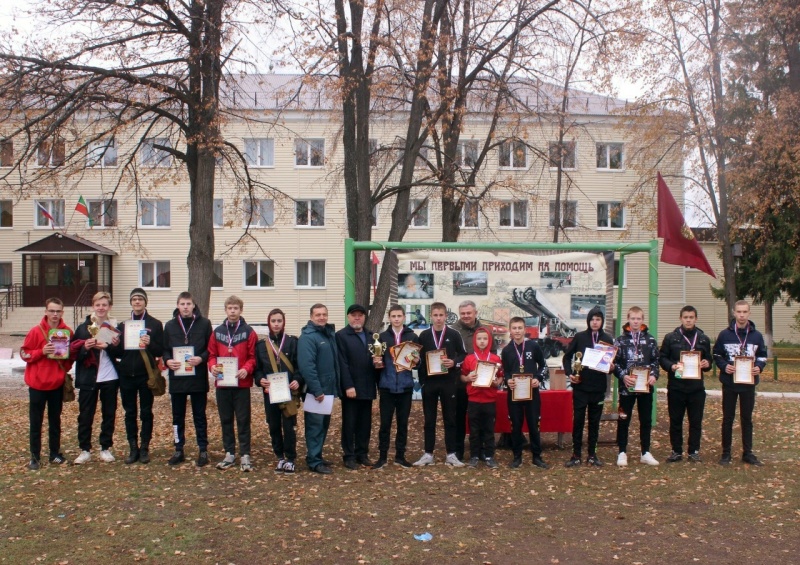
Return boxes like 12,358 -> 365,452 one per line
0,307 -> 86,334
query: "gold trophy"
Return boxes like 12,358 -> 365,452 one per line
571,351 -> 583,383
88,314 -> 100,338
368,333 -> 387,368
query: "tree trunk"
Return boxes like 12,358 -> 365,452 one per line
764,297 -> 774,350
187,149 -> 216,318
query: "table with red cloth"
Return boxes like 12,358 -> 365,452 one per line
466,389 -> 573,448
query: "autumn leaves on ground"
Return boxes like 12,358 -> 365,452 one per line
0,393 -> 798,564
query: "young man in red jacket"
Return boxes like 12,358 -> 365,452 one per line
461,327 -> 503,468
208,295 -> 257,471
20,297 -> 75,470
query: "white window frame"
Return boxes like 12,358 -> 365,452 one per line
408,198 -> 429,228
243,198 -> 274,228
498,140 -> 527,169
87,199 -> 117,228
294,138 -> 325,168
0,200 -> 12,228
549,141 -> 577,171
459,200 -> 480,229
295,259 -> 326,289
295,199 -> 325,227
613,259 -> 628,289
549,200 -> 578,229
141,138 -> 172,167
212,260 -> 224,289
596,201 -> 625,230
244,138 -> 275,168
37,138 -> 65,168
498,200 -> 528,229
243,260 -> 275,289
139,198 -> 171,228
456,140 -> 479,169
596,142 -> 624,171
139,260 -> 171,290
87,138 -> 118,168
213,198 -> 224,228
34,199 -> 65,228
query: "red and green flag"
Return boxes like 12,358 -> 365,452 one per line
75,196 -> 92,226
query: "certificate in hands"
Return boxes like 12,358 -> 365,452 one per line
473,361 -> 498,388
173,346 -> 195,376
267,372 -> 292,404
124,320 -> 146,350
392,342 -> 422,371
733,356 -> 755,385
426,349 -> 447,375
581,345 -> 616,374
679,351 -> 701,380
511,374 -> 533,401
631,367 -> 650,393
47,329 -> 70,359
96,321 -> 120,345
216,356 -> 239,387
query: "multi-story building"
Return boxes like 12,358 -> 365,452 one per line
1,73 -> 796,341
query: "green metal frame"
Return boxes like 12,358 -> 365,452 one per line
344,239 -> 659,423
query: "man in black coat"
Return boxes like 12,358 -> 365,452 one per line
162,292 -> 213,467
111,287 -> 164,464
336,304 -> 380,470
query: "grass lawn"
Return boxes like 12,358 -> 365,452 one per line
0,392 -> 798,564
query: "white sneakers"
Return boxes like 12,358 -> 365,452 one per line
640,452 -> 660,466
74,451 -> 92,465
240,454 -> 252,472
616,452 -> 628,467
413,452 -> 435,466
216,452 -> 236,470
99,449 -> 115,463
445,453 -> 465,467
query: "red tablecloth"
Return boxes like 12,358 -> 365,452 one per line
466,390 -> 573,434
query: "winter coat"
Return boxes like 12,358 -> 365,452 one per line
713,320 -> 767,390
207,316 -> 257,389
500,339 -> 549,385
562,306 -> 615,394
110,310 -> 164,388
297,320 -> 340,398
336,325 -> 379,400
377,325 -> 419,394
416,326 -> 466,386
254,332 -> 304,390
73,314 -> 119,390
461,328 -> 503,403
613,323 -> 660,396
659,325 -> 712,393
162,308 -> 213,394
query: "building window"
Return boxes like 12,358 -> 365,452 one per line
408,198 -> 429,228
37,138 -> 65,167
460,200 -> 480,228
597,201 -> 625,229
549,141 -> 577,170
140,261 -> 171,289
0,200 -> 11,227
456,141 -> 479,169
88,199 -> 117,227
614,260 -> 628,288
296,260 -> 326,288
87,138 -> 118,168
296,199 -> 324,227
213,198 -> 224,228
0,140 -> 12,167
549,200 -> 578,228
35,199 -> 65,228
596,142 -> 623,170
212,260 -> 224,288
0,262 -> 11,286
244,138 -> 274,167
294,138 -> 324,167
244,260 -> 274,288
141,138 -> 172,167
243,198 -> 274,228
498,140 -> 526,169
499,200 -> 527,228
140,198 -> 171,227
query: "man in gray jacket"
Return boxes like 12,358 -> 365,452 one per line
297,303 -> 340,474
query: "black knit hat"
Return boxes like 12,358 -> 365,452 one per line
130,287 -> 148,306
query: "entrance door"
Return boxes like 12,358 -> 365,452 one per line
40,256 -> 94,305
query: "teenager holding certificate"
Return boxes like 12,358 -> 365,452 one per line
562,307 -> 615,467
501,317 -> 549,469
413,302 -> 467,468
372,304 -> 419,469
613,307 -> 660,467
460,328 -> 503,468
111,288 -> 164,465
712,300 -> 767,466
254,308 -> 303,474
162,292 -> 213,467
208,296 -> 257,472
72,292 -> 121,465
659,306 -> 712,463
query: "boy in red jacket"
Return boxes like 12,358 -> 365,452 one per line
461,327 -> 503,469
208,296 -> 257,471
20,298 -> 75,470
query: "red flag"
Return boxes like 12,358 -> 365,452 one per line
371,252 -> 380,295
657,172 -> 715,278
371,252 -> 380,265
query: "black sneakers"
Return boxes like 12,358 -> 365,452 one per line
586,455 -> 604,467
509,457 -> 523,469
168,451 -> 186,465
719,454 -> 732,466
532,457 -> 549,469
666,451 -> 683,463
742,453 -> 763,466
564,455 -> 581,468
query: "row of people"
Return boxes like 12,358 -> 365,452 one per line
22,292 -> 767,472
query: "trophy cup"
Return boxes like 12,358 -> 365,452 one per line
368,333 -> 387,368
571,351 -> 583,383
88,314 -> 100,339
